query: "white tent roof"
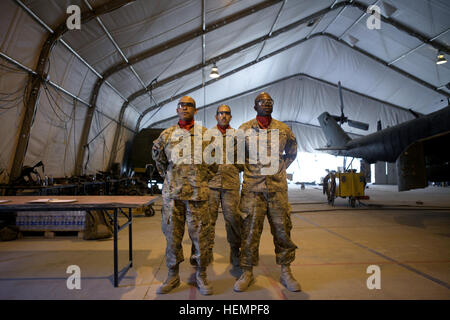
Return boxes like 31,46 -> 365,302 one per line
1,0 -> 449,181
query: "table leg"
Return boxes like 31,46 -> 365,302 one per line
129,208 -> 133,267
113,208 -> 118,287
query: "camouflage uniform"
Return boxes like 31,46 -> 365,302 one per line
152,123 -> 215,269
238,118 -> 298,267
207,128 -> 243,261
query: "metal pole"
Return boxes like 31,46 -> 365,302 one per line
113,208 -> 118,287
129,208 -> 133,267
202,0 -> 206,124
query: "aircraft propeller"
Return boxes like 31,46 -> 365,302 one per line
330,81 -> 370,131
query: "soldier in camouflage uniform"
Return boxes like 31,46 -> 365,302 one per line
204,104 -> 243,273
152,96 -> 215,295
234,92 -> 301,292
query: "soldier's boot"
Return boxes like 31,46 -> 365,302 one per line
233,267 -> 254,292
195,267 -> 213,295
156,265 -> 180,294
280,264 -> 301,292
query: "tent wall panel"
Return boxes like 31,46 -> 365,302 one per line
112,123 -> 135,172
106,67 -> 142,100
99,0 -> 201,59
0,69 -> 28,183
206,0 -> 263,22
95,82 -> 124,119
48,44 -> 95,102
24,87 -> 88,178
25,0 -> 86,29
61,16 -> 123,74
0,1 -> 47,70
0,1 -> 47,182
131,37 -> 203,88
122,106 -> 140,130
82,110 -> 117,175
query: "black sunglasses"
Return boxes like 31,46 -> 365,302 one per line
256,99 -> 274,106
177,102 -> 195,109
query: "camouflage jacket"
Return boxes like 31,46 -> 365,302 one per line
207,127 -> 242,190
152,123 -> 217,201
238,118 -> 297,192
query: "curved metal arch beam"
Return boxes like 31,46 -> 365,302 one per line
9,0 -> 135,182
135,31 -> 449,132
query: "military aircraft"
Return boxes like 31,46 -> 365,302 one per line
316,82 -> 450,191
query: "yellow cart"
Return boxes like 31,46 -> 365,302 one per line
323,170 -> 368,207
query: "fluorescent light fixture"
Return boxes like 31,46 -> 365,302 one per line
436,52 -> 447,65
209,63 -> 220,78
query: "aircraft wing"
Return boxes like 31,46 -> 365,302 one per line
315,146 -> 349,151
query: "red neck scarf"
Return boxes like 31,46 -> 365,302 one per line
217,124 -> 230,135
256,115 -> 272,129
178,119 -> 195,131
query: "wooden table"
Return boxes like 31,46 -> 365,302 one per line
0,195 -> 159,287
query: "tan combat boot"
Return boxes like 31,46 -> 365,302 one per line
280,264 -> 301,292
195,267 -> 213,295
233,267 -> 254,292
156,265 -> 180,294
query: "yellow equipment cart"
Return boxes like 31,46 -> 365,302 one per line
323,170 -> 368,207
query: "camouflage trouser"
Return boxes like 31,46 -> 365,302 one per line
161,197 -> 210,268
190,188 -> 242,263
208,188 -> 242,255
239,191 -> 297,267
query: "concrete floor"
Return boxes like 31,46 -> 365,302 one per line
0,184 -> 449,300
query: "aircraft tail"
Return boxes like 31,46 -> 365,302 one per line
317,112 -> 351,148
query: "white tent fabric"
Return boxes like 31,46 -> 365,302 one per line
140,34 -> 444,128
149,75 -> 414,151
0,0 -> 449,183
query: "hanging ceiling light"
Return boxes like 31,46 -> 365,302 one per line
209,63 -> 220,78
436,52 -> 447,65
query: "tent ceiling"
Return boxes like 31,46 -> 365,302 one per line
8,0 -> 450,115
12,1 -> 450,91
100,0 -> 449,121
